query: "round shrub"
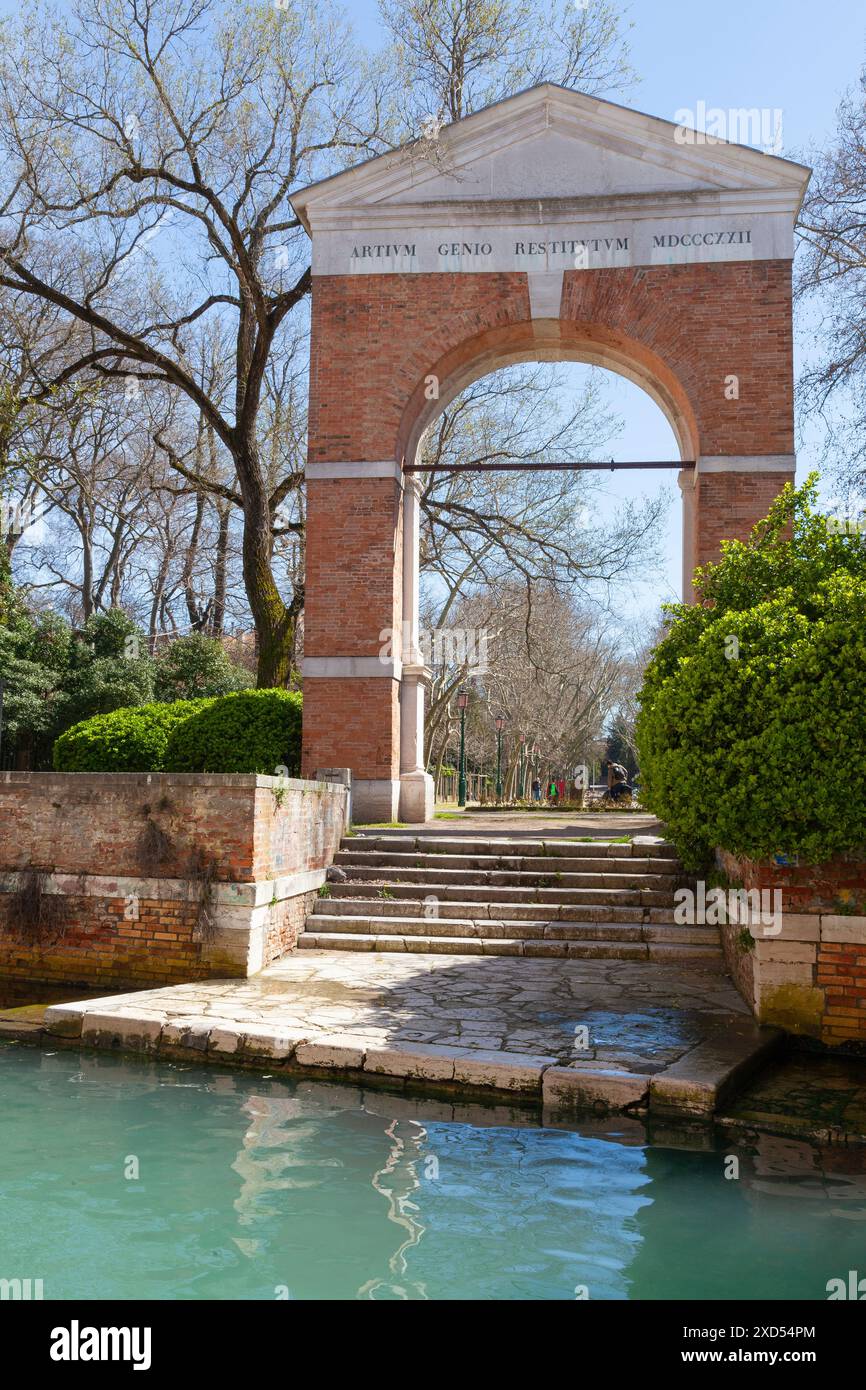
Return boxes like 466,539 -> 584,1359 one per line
163,689 -> 302,775
636,479 -> 866,868
53,698 -> 215,772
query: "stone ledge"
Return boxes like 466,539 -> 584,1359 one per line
0,770 -> 338,790
543,1065 -> 649,1114
821,916 -> 866,943
649,1021 -> 783,1117
42,996 -> 776,1119
295,1037 -> 367,1069
0,866 -> 327,908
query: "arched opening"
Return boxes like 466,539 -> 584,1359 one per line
398,319 -> 700,467
396,331 -> 696,818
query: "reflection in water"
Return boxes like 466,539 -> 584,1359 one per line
3,1047 -> 866,1301
628,1131 -> 866,1301
231,1095 -> 432,1298
359,1119 -> 430,1301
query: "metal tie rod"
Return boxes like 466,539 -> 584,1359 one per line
403,459 -> 695,473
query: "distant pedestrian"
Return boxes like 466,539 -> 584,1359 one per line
532,777 -> 541,802
548,778 -> 558,802
608,765 -> 633,802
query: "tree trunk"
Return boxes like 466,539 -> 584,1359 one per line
211,505 -> 230,637
236,444 -> 294,687
182,493 -> 206,631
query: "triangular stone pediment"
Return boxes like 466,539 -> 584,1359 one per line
388,126 -> 723,203
291,84 -> 810,229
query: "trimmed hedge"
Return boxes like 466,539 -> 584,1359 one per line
163,689 -> 303,775
53,698 -> 215,772
636,478 -> 866,868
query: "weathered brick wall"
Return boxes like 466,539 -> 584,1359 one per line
0,772 -> 348,991
302,262 -> 794,783
562,261 -> 794,462
717,848 -> 866,1046
262,888 -> 320,969
0,892 -> 207,992
309,263 -> 793,468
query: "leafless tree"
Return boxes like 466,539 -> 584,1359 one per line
425,582 -> 631,796
0,0 -> 384,682
380,0 -> 635,130
796,64 -> 866,490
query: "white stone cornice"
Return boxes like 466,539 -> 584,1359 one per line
697,455 -> 796,474
307,188 -> 805,236
306,459 -> 402,482
302,656 -> 402,680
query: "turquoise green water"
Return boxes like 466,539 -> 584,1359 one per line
2,1045 -> 865,1301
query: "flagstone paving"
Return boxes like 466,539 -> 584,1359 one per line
43,948 -> 779,1119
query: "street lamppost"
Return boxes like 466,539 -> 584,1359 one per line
494,714 -> 505,802
518,732 -> 526,799
457,687 -> 469,807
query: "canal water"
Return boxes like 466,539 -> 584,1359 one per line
1,1044 -> 864,1301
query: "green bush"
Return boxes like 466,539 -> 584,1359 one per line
53,698 -> 214,772
0,584 -> 254,768
154,634 -> 253,701
163,689 -> 303,775
636,478 -> 866,867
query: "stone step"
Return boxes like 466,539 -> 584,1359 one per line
314,897 -> 650,923
298,931 -> 722,961
343,834 -> 680,861
333,863 -> 682,890
324,880 -> 675,907
334,850 -> 686,877
308,913 -> 720,946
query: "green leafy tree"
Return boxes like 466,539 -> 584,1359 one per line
0,616 -> 68,766
154,634 -> 253,702
0,597 -> 156,764
636,477 -> 866,867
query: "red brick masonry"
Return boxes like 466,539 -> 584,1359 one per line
303,261 -> 795,783
716,848 -> 866,1045
0,773 -> 348,991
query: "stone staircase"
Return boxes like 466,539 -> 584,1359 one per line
298,833 -> 722,963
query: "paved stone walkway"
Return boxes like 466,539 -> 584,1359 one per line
381,810 -> 662,838
44,948 -> 778,1119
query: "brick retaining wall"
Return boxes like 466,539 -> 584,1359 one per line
0,773 -> 348,991
716,848 -> 866,1046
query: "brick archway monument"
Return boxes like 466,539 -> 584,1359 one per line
290,85 -> 810,824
